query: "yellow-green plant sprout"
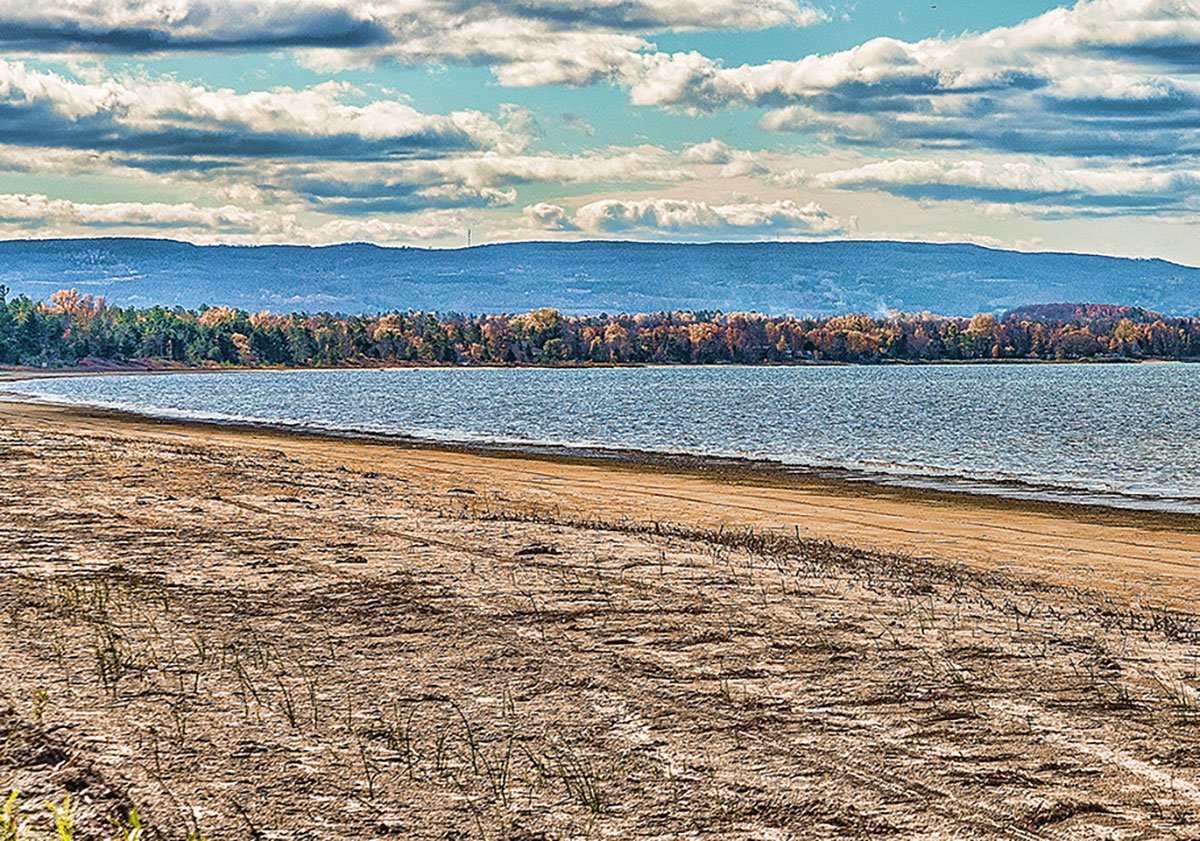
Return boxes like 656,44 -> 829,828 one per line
44,795 -> 73,841
0,789 -> 28,841
30,688 -> 49,723
109,809 -> 143,841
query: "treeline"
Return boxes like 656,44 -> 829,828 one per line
3,288 -> 1200,368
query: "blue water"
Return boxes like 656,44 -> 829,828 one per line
6,364 -> 1200,512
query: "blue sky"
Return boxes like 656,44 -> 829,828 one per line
0,0 -> 1198,263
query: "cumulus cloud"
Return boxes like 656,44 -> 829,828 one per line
0,1 -> 389,51
0,0 -> 824,49
523,201 -> 576,230
680,139 -> 771,177
627,0 -> 1200,108
0,191 -> 465,244
617,0 -> 1200,159
0,192 -> 287,233
0,61 -> 525,161
565,197 -> 847,235
469,0 -> 825,31
267,146 -> 696,214
681,139 -> 733,164
6,0 -> 1199,246
785,157 -> 1200,215
293,213 -> 466,246
0,0 -> 827,87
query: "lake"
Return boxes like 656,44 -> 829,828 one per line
6,364 -> 1199,512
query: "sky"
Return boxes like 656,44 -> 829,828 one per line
0,0 -> 1198,263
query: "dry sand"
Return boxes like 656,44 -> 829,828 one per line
2,399 -> 1200,839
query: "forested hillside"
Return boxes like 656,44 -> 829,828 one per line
3,238 -> 1199,316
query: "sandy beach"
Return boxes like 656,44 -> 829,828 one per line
3,398 -> 1200,838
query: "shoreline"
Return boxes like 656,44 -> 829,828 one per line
5,381 -> 1200,524
9,395 -> 1200,568
0,352 -> 1193,385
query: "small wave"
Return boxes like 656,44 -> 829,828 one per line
8,368 -> 1200,516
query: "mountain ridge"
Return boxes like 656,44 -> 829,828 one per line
3,235 -> 1194,269
1,237 -> 1198,316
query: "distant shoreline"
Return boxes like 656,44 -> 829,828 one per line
0,354 -> 1189,383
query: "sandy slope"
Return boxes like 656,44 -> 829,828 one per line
2,400 -> 1200,839
17,400 -> 1200,607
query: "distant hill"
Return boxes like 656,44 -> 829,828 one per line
1,238 -> 1198,317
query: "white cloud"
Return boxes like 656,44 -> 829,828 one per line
0,0 -> 828,87
0,192 -> 288,232
0,0 -> 825,46
0,191 -> 465,244
681,139 -> 733,164
614,0 -> 1200,160
0,59 -> 525,158
571,197 -> 847,235
523,202 -> 575,230
680,139 -> 771,177
814,158 -> 1198,195
261,146 -> 697,214
0,0 -> 388,50
625,0 -> 1200,108
294,213 -> 465,245
424,147 -> 693,186
783,157 -> 1200,215
3,0 -> 1199,251
491,0 -> 826,30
